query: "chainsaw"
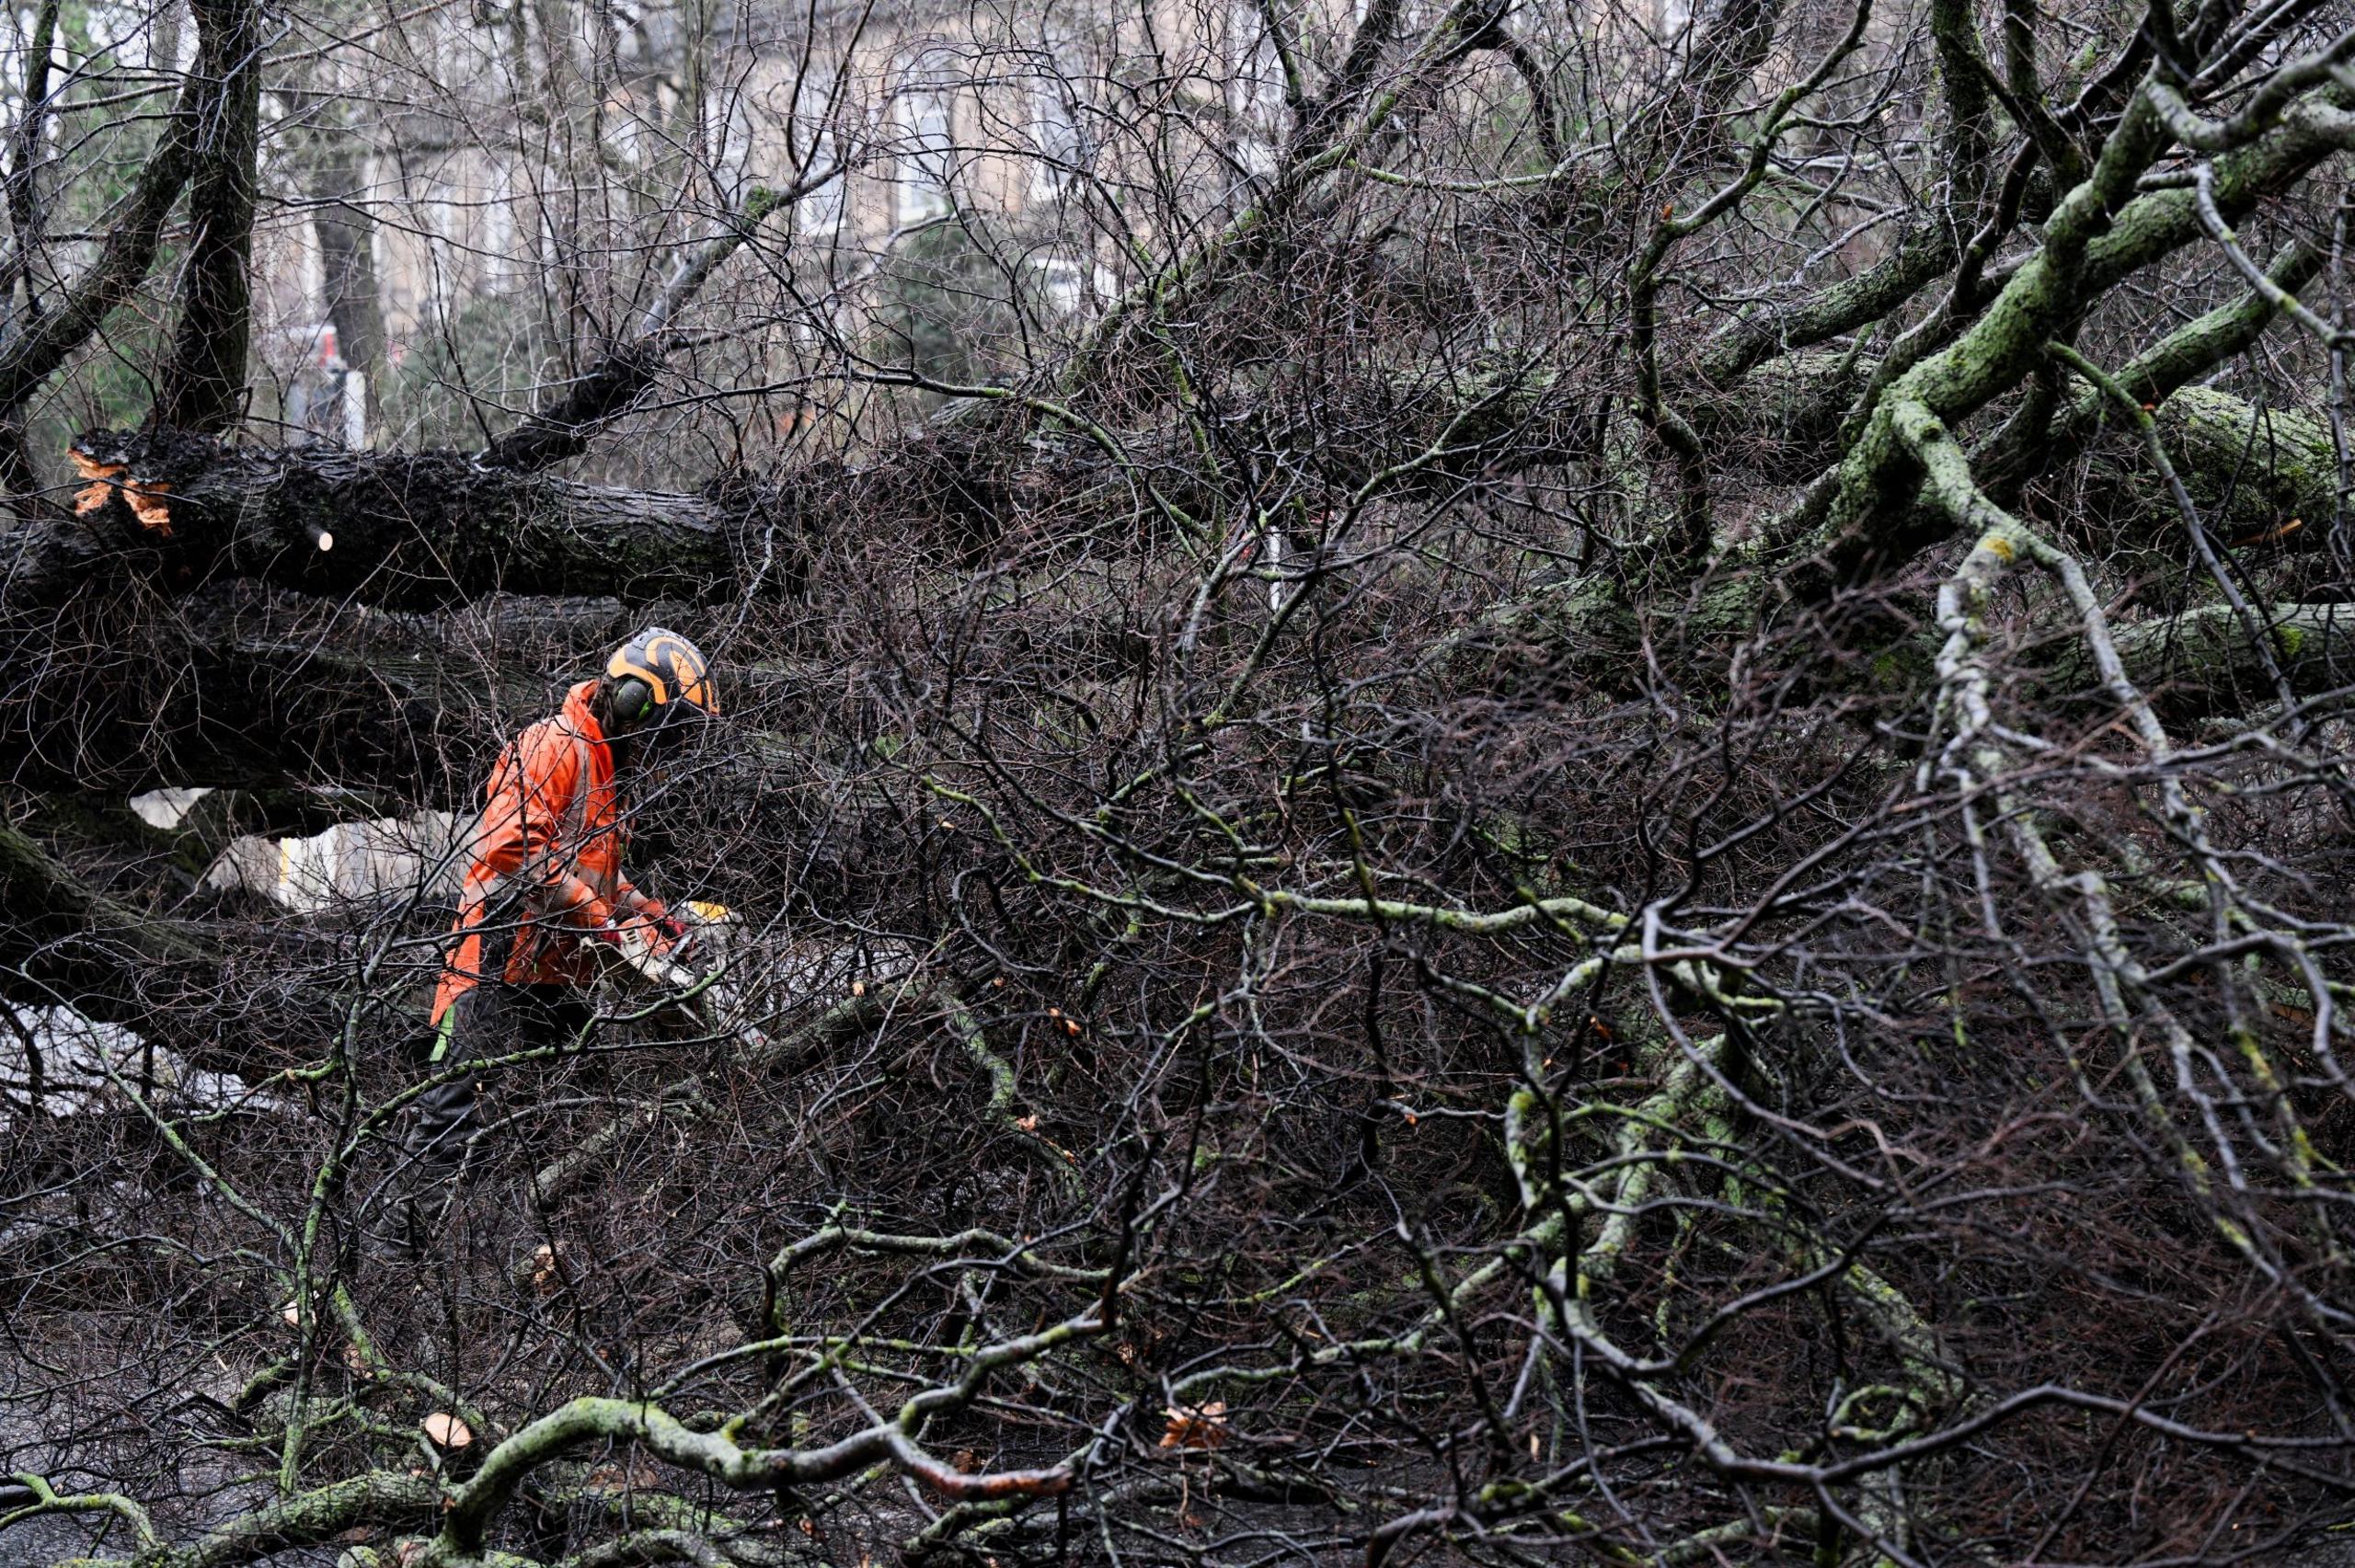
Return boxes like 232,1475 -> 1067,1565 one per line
592,901 -> 770,1054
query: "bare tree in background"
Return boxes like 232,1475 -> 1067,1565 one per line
8,0 -> 2355,1562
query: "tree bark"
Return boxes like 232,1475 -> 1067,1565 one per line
2054,600 -> 2355,718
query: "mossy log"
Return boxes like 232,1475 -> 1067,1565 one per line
2149,386 -> 2338,539
2052,599 -> 2355,717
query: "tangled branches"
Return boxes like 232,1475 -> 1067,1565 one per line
10,0 -> 2355,1560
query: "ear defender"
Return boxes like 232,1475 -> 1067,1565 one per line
610,676 -> 655,728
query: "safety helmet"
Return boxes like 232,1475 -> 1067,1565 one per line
603,627 -> 718,742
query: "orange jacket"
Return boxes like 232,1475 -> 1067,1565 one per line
431,681 -> 642,1025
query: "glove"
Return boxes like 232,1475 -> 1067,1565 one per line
625,894 -> 686,947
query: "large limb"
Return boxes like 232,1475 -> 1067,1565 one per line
2053,600 -> 2355,715
47,345 -> 1612,612
48,432 -> 796,609
0,815 -> 213,970
2142,385 -> 2338,539
1785,77 -> 2355,587
1697,223 -> 1963,388
38,1266 -> 1099,1568
1713,86 -> 2355,568
4,1471 -> 437,1568
0,807 -> 219,1031
1825,86 -> 2171,547
1691,0 -> 2005,394
0,584 -> 629,792
1694,0 -> 2320,401
1976,240 -> 2326,505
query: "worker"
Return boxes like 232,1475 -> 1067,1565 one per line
402,627 -> 719,1236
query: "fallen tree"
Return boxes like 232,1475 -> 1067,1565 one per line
12,0 -> 2355,1564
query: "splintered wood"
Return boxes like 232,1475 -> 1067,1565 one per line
1157,1401 -> 1227,1450
69,446 -> 174,535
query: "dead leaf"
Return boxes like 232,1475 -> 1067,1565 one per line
422,1412 -> 474,1448
1158,1401 -> 1228,1450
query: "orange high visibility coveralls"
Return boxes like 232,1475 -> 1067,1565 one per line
430,681 -> 653,1027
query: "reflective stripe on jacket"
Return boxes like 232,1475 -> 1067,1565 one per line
430,681 -> 636,1025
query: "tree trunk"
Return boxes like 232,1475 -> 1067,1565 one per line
53,429 -> 810,608
306,128 -> 385,391
152,0 -> 263,433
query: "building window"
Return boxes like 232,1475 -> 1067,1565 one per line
894,66 -> 954,224
1228,0 -> 1286,176
798,132 -> 845,239
1030,78 -> 1084,198
1030,253 -> 1116,315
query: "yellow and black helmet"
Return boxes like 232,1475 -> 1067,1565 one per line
603,627 -> 718,739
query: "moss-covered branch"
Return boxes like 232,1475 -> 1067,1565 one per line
427,1389 -> 1081,1564
57,1470 -> 437,1568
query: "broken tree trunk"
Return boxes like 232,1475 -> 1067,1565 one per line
51,430 -> 811,608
